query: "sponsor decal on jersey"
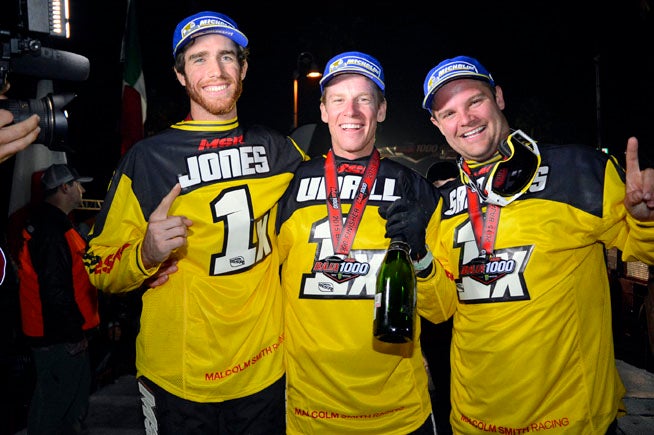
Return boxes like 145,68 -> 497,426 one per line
301,248 -> 384,299
337,162 -> 366,175
205,334 -> 284,381
455,219 -> 533,303
312,255 -> 371,284
460,255 -> 516,285
198,134 -> 245,150
84,243 -> 131,275
459,412 -> 570,433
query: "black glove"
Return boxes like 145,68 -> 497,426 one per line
378,197 -> 428,261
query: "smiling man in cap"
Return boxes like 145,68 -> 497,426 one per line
171,11 -> 248,59
85,10 -> 307,434
419,54 -> 654,434
275,51 -> 453,434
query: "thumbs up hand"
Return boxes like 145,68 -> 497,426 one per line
141,183 -> 193,270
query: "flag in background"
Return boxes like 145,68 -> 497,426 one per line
119,0 -> 146,156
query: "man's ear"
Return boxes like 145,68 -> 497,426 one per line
241,60 -> 248,80
430,115 -> 445,137
494,85 -> 505,110
377,98 -> 387,123
175,66 -> 186,87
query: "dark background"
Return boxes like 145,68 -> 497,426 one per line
1,3 -> 653,431
1,0 -> 653,205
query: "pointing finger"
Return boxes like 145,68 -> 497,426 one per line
150,183 -> 181,222
625,137 -> 640,178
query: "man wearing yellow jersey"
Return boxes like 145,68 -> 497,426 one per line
84,11 -> 307,434
420,55 -> 654,433
276,51 -> 455,434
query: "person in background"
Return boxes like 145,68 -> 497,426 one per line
18,163 -> 99,434
421,158 -> 458,435
275,50 -> 454,434
420,54 -> 654,433
426,160 -> 458,188
0,83 -> 40,164
84,11 -> 307,434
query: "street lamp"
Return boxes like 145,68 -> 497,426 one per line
292,52 -> 322,130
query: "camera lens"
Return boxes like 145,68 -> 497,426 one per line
0,93 -> 75,151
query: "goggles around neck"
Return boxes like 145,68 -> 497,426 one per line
458,129 -> 541,206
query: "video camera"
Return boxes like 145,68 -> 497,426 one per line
0,0 -> 90,151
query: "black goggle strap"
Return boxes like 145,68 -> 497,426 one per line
492,130 -> 541,197
458,155 -> 500,201
458,158 -> 483,197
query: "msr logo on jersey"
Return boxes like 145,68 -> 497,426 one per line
198,134 -> 245,150
337,162 -> 366,175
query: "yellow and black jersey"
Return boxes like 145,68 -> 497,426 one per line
276,153 -> 454,434
424,143 -> 654,433
85,118 -> 307,402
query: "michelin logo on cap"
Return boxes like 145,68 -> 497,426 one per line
435,62 -> 478,79
181,17 -> 235,40
172,11 -> 248,58
422,55 -> 494,111
320,51 -> 385,94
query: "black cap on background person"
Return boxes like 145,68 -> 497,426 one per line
426,160 -> 458,187
41,163 -> 93,190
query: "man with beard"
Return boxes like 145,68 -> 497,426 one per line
84,11 -> 307,434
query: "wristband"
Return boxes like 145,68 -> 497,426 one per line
412,249 -> 433,272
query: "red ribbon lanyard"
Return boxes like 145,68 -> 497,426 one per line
324,149 -> 380,256
461,161 -> 501,257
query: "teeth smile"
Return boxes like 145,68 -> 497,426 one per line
341,124 -> 361,129
205,84 -> 227,92
463,127 -> 484,137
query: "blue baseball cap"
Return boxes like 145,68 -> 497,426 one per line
422,55 -> 495,111
172,11 -> 248,58
319,51 -> 385,94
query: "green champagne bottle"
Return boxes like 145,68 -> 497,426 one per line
373,240 -> 417,343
